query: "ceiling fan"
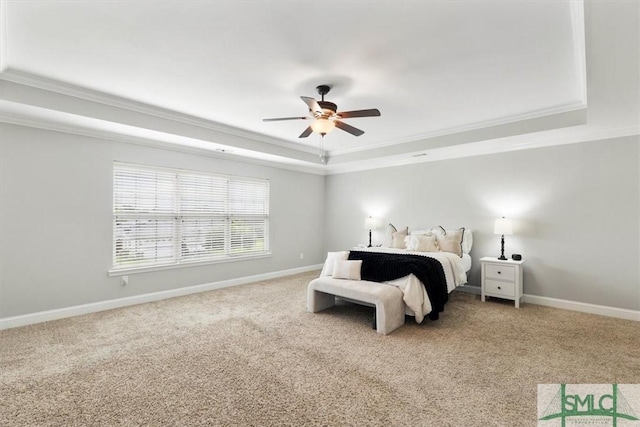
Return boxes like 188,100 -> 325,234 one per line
263,85 -> 381,138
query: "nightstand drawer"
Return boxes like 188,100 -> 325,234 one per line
485,264 -> 515,281
484,279 -> 515,297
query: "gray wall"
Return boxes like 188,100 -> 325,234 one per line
324,136 -> 640,311
2,123 -> 639,318
0,123 -> 325,318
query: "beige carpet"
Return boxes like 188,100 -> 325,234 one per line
1,271 -> 638,426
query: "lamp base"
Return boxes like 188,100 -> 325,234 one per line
498,235 -> 507,261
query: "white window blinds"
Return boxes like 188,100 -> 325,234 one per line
113,162 -> 269,271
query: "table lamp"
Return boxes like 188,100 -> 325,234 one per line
494,217 -> 513,260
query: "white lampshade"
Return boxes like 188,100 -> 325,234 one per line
364,216 -> 382,230
494,217 -> 513,235
310,118 -> 335,135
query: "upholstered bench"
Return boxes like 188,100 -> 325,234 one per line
307,277 -> 405,335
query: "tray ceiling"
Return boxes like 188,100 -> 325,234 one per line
0,1 -> 614,172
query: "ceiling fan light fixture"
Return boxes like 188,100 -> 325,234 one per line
262,84 -> 380,141
310,118 -> 335,135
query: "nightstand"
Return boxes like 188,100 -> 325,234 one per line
480,257 -> 524,308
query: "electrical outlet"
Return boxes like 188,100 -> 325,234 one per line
299,253 -> 304,259
121,276 -> 128,286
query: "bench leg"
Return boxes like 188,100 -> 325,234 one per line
372,311 -> 377,330
375,300 -> 405,335
307,290 -> 336,313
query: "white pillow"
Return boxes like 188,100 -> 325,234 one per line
406,234 -> 439,252
436,226 -> 473,254
320,251 -> 349,277
436,227 -> 465,258
382,223 -> 397,248
391,227 -> 408,249
332,260 -> 362,280
410,229 -> 436,236
462,229 -> 473,254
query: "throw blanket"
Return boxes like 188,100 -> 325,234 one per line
348,251 -> 448,320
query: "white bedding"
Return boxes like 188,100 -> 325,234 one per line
460,253 -> 472,273
351,247 -> 470,323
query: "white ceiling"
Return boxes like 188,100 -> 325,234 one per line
0,0 -> 638,173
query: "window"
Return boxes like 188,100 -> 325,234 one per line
112,162 -> 269,272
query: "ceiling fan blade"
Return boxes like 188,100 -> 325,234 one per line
335,120 -> 364,136
263,116 -> 310,122
301,96 -> 323,115
298,126 -> 313,138
337,109 -> 381,119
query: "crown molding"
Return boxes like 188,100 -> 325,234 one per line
1,68 -> 590,164
4,101 -> 635,178
0,76 -> 326,165
327,105 -> 588,166
328,101 -> 587,157
0,113 -> 328,176
324,126 -> 640,175
0,68 -> 318,156
570,0 -> 588,105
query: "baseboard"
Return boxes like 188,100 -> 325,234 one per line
0,264 -> 323,330
3,268 -> 637,329
455,285 -> 481,295
522,294 -> 640,322
455,286 -> 638,322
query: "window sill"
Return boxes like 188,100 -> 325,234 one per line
107,252 -> 272,276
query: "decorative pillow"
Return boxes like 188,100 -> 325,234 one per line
382,223 -> 398,247
436,226 -> 473,254
332,260 -> 362,280
320,251 -> 349,277
462,229 -> 473,254
436,227 -> 465,258
391,227 -> 408,249
410,229 -> 435,236
406,234 -> 439,252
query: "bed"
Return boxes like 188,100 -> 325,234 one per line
315,227 -> 472,324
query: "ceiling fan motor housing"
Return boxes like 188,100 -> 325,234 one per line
318,101 -> 337,115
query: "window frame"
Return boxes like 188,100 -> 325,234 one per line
109,162 -> 270,276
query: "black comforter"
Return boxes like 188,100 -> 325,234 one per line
348,251 -> 448,320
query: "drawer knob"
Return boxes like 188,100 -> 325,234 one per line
498,286 -> 501,290
497,271 -> 501,274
